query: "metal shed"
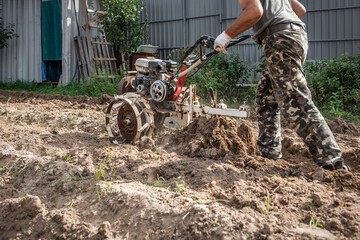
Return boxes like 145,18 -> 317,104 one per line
0,0 -> 101,85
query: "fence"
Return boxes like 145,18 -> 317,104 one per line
142,0 -> 360,64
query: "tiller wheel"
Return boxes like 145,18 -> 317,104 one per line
105,93 -> 155,143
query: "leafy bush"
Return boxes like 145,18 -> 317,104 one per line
99,0 -> 148,72
185,53 -> 256,106
304,54 -> 360,117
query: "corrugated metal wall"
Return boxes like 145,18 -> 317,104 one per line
0,0 -> 42,83
143,0 -> 360,63
0,0 -> 108,84
302,0 -> 360,60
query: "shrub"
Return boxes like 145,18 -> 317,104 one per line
185,53 -> 256,106
99,0 -> 148,72
304,54 -> 360,116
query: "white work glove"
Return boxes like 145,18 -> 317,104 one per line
214,31 -> 232,54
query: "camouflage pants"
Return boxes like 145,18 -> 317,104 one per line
256,28 -> 342,166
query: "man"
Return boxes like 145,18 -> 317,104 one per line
214,0 -> 347,170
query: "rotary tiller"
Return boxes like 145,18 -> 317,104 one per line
105,34 -> 252,143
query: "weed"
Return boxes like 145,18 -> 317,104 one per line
211,219 -> 219,227
154,148 -> 167,154
152,174 -> 165,188
282,177 -> 294,181
71,116 -> 78,125
309,216 -> 323,228
67,199 -> 77,208
2,96 -> 11,115
13,158 -> 27,176
94,182 -> 113,199
306,199 -> 314,206
173,176 -> 186,193
258,193 -> 270,215
94,163 -> 113,199
70,173 -> 86,182
152,175 -> 186,194
215,199 -> 228,202
104,181 -> 113,195
65,155 -> 72,162
95,163 -> 105,181
104,146 -> 116,179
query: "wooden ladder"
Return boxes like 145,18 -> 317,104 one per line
81,0 -> 118,77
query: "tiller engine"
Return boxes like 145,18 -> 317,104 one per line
105,35 -> 252,143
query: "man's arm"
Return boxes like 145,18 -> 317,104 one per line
290,0 -> 306,19
214,0 -> 263,54
225,0 -> 263,38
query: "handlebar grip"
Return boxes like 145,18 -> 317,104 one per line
227,35 -> 252,48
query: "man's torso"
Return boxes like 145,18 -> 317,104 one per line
253,0 -> 305,37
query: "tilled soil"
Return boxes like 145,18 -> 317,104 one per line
0,89 -> 359,240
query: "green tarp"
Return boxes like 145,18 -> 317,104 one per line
41,0 -> 62,61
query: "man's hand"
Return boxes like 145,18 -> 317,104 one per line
214,31 -> 232,54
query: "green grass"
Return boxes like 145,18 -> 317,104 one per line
0,76 -> 120,98
309,216 -> 323,228
258,193 -> 270,215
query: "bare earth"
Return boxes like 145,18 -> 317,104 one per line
0,89 -> 359,240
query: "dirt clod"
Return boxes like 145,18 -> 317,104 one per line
170,116 -> 258,158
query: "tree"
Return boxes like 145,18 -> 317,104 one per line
0,3 -> 19,49
99,0 -> 148,73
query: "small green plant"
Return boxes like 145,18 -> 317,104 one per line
70,173 -> 86,182
67,199 -> 77,208
175,127 -> 181,135
65,155 -> 72,162
173,176 -> 185,193
95,163 -> 105,181
309,216 -> 323,228
152,174 -> 164,188
94,167 -> 114,198
215,199 -> 228,202
306,199 -> 314,206
258,193 -> 270,215
290,170 -> 298,176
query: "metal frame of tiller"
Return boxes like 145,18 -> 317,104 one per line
105,34 -> 253,144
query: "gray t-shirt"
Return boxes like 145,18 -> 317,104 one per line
253,0 -> 305,37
